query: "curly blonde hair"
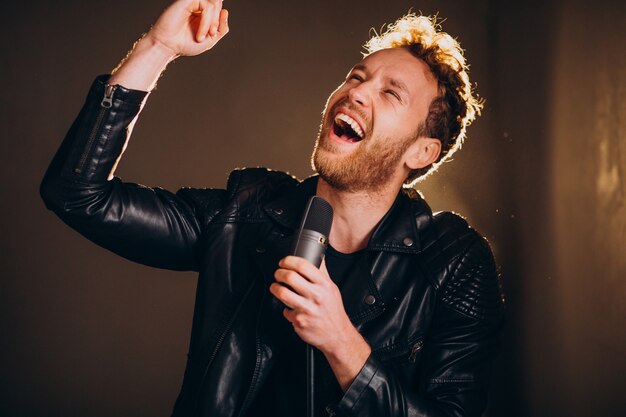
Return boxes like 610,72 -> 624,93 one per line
365,13 -> 483,184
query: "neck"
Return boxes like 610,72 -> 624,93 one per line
316,177 -> 402,253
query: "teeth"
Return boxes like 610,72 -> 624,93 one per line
335,113 -> 364,139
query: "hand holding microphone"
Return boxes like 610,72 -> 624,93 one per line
270,195 -> 335,317
270,194 -> 360,353
270,194 -> 358,350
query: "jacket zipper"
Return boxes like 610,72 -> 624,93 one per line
236,291 -> 267,417
408,340 -> 424,363
74,84 -> 116,174
194,279 -> 257,415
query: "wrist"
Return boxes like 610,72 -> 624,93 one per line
322,324 -> 370,364
322,325 -> 371,392
138,34 -> 180,63
108,34 -> 177,91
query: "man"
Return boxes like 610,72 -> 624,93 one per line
41,0 -> 504,416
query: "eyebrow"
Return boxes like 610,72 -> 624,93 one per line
389,78 -> 409,97
351,64 -> 410,99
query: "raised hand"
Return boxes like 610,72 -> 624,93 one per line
147,0 -> 229,58
108,0 -> 230,91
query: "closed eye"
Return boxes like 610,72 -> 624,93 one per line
349,74 -> 364,82
385,89 -> 401,101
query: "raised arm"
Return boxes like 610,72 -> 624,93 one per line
40,0 -> 230,271
108,0 -> 229,91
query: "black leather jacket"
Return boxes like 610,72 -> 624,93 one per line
41,76 -> 504,417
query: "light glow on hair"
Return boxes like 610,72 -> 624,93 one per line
365,13 -> 483,184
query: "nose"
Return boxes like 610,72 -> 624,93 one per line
347,81 -> 371,108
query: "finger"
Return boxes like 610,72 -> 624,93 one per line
282,308 -> 304,327
274,268 -> 313,298
269,282 -> 307,310
196,8 -> 228,49
283,308 -> 312,332
209,0 -> 224,36
216,8 -> 229,36
279,256 -> 325,284
196,2 -> 216,41
283,307 -> 296,323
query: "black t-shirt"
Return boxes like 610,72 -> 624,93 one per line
246,245 -> 365,417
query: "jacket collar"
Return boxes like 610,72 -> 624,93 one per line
263,174 -> 319,229
263,175 -> 433,254
367,187 -> 432,254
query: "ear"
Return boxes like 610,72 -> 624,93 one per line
404,137 -> 441,170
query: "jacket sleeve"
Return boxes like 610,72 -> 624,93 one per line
335,237 -> 504,417
40,75 -> 227,271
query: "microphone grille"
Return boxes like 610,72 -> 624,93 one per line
303,196 -> 333,236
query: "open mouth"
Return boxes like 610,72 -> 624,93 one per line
332,113 -> 365,143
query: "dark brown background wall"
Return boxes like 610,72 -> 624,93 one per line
1,0 -> 624,415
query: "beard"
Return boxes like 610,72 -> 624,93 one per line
311,117 -> 416,193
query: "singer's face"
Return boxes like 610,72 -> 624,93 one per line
312,48 -> 439,192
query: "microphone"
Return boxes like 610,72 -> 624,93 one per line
290,195 -> 333,417
291,196 -> 333,267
